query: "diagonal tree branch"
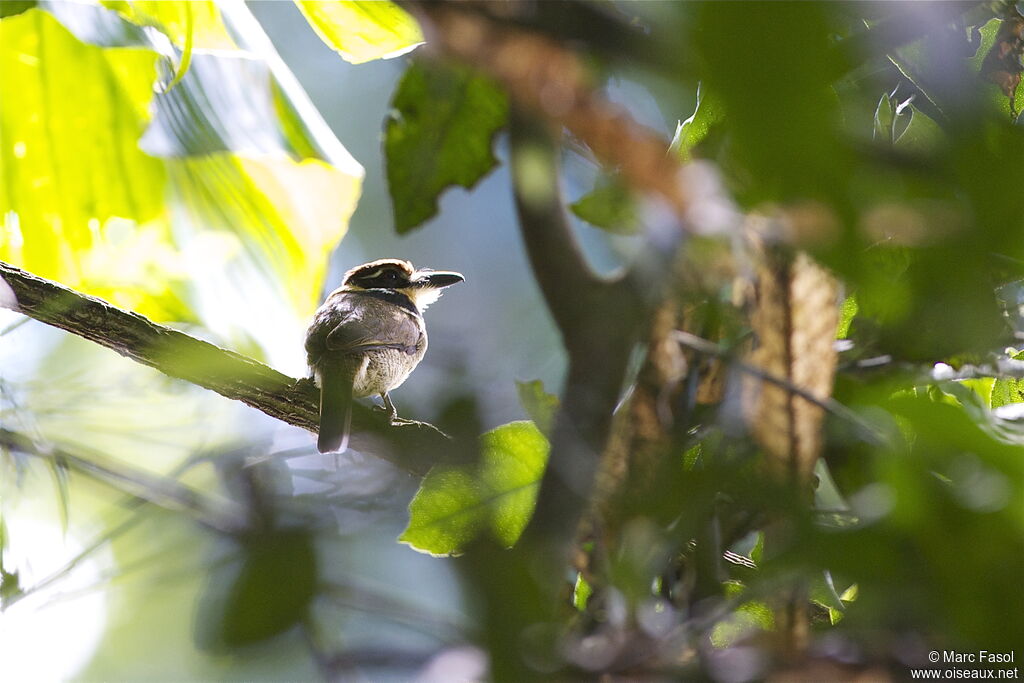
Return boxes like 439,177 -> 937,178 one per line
0,262 -> 449,477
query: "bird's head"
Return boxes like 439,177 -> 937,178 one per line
342,259 -> 464,310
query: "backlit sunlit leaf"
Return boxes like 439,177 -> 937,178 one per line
295,0 -> 422,64
400,421 -> 549,556
0,3 -> 363,335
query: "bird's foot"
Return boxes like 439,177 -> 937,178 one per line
388,416 -> 423,427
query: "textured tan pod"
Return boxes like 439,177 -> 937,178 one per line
746,251 -> 839,485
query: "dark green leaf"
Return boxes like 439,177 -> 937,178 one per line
0,1 -> 35,19
196,531 -> 318,650
688,3 -> 845,203
385,60 -> 508,233
895,103 -> 943,152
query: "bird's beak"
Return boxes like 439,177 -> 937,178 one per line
413,270 -> 465,288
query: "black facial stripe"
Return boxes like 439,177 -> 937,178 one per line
349,266 -> 410,289
350,288 -> 418,314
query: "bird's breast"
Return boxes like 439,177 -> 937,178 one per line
351,343 -> 427,397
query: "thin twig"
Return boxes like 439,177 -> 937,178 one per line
320,580 -> 468,642
0,428 -> 246,533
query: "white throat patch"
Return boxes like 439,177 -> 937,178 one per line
400,286 -> 444,311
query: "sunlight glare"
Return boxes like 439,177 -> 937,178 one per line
0,519 -> 109,682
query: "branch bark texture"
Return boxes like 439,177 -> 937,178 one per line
0,262 -> 448,476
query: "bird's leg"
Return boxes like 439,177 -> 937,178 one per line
379,392 -> 428,427
381,392 -> 398,421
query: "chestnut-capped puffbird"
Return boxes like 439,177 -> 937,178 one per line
305,259 -> 464,453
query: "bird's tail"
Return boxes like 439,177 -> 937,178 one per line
317,360 -> 355,453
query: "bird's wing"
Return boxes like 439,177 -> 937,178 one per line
305,293 -> 422,366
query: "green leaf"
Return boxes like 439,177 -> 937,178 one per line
710,582 -> 774,647
749,531 -> 764,565
895,104 -> 943,152
810,570 -> 845,615
515,379 -> 559,435
295,0 -> 422,65
385,60 -> 508,233
670,82 -> 723,162
873,89 -> 915,146
968,17 -> 1024,120
570,174 -> 640,234
873,90 -> 894,141
196,531 -> 318,650
0,8 -> 172,316
400,421 -> 550,556
572,572 -> 592,611
101,1 -> 235,50
836,295 -> 858,339
991,350 -> 1024,409
0,1 -> 35,19
1,3 -> 363,330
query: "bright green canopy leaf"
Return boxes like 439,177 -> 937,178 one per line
0,3 -> 362,328
400,421 -> 550,556
0,9 -> 177,316
101,0 -> 235,51
385,60 -> 508,233
296,0 -> 422,64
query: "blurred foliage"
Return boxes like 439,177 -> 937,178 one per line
569,172 -> 640,234
4,1 -> 1024,681
514,379 -> 559,436
196,530 -> 318,650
